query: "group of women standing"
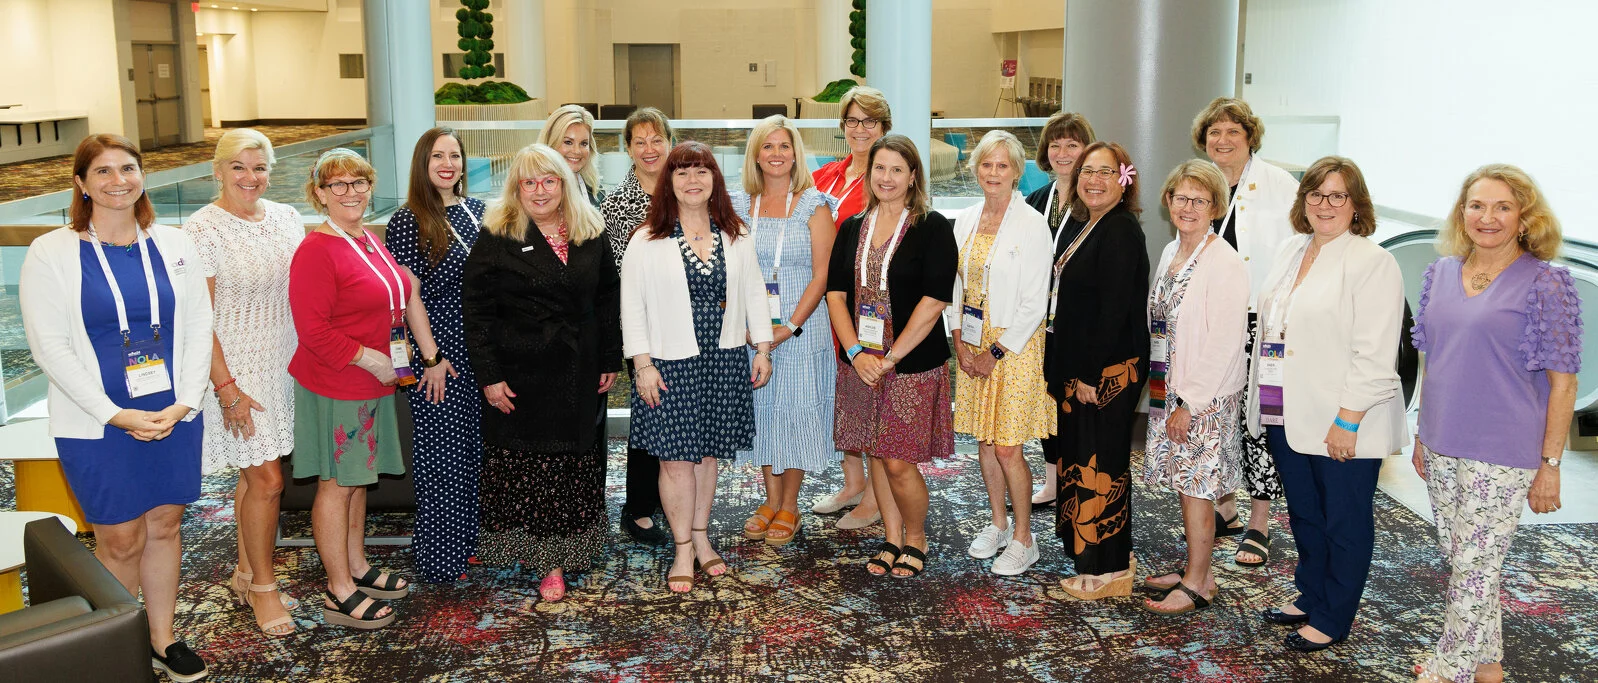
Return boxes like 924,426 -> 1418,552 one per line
18,88 -> 1577,683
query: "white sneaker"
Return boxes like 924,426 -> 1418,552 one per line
967,523 -> 1010,559
991,537 -> 1039,575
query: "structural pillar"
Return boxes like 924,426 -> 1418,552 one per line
815,0 -> 851,91
363,0 -> 435,205
866,1 -> 932,173
1063,0 -> 1239,266
508,0 -> 547,102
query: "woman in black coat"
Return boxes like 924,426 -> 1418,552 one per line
461,144 -> 621,602
1045,141 -> 1150,601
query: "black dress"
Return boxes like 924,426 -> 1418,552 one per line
461,227 -> 622,572
1045,204 -> 1149,576
1027,182 -> 1086,469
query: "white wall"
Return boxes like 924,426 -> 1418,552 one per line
0,0 -> 134,137
1243,0 -> 1598,241
0,0 -> 59,112
251,9 -> 366,121
199,10 -> 260,125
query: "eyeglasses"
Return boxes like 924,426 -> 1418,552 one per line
1079,167 -> 1118,180
321,179 -> 370,196
1305,191 -> 1350,207
843,117 -> 881,130
1169,195 -> 1212,211
520,176 -> 562,192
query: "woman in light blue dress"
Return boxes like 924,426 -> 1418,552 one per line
732,116 -> 839,546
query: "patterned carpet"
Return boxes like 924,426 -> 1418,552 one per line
6,432 -> 1591,682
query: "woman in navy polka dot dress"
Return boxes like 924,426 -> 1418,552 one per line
384,127 -> 486,583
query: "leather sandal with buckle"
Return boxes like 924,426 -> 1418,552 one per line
865,542 -> 900,576
891,545 -> 927,578
1142,581 -> 1214,615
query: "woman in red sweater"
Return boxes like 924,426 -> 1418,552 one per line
288,148 -> 445,629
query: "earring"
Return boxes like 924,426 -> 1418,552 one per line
1353,211 -> 1360,222
81,193 -> 89,201
1519,230 -> 1529,242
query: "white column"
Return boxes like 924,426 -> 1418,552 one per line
508,0 -> 547,102
363,0 -> 434,204
815,0 -> 851,89
866,1 -> 931,169
1064,0 -> 1239,266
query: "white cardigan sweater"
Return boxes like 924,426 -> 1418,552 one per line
948,193 -> 1053,353
1228,158 -> 1299,307
20,225 -> 213,439
620,227 -> 773,361
1150,237 -> 1251,408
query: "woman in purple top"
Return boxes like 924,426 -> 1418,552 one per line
1411,164 -> 1578,683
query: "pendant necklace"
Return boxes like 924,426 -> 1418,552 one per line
1468,252 -> 1516,291
333,223 -> 375,252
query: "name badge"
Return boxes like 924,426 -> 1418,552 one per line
1150,319 -> 1170,364
1258,342 -> 1286,425
856,302 -> 887,354
766,282 -> 784,326
390,327 -> 418,387
1148,319 -> 1169,419
123,339 -> 172,398
960,304 -> 985,346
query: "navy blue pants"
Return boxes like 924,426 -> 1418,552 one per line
1266,426 -> 1381,641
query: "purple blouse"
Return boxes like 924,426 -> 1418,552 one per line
1412,254 -> 1582,469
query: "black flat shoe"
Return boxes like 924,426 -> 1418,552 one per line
622,516 -> 670,545
1260,607 -> 1310,626
152,641 -> 209,682
1284,632 -> 1343,652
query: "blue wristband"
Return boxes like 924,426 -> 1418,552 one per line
846,344 -> 864,360
1333,416 -> 1360,433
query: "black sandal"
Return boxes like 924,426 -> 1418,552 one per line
1180,510 -> 1245,542
353,566 -> 410,599
1142,582 -> 1213,615
1236,529 -> 1271,567
322,589 -> 396,629
891,545 -> 927,578
1142,567 -> 1186,596
865,542 -> 901,576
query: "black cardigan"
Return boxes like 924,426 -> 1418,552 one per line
1026,181 -> 1086,258
826,209 -> 958,375
1044,204 -> 1150,392
461,229 -> 622,453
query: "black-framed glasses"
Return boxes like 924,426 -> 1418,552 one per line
1305,191 -> 1350,207
321,179 -> 371,196
1169,195 -> 1212,211
1079,167 -> 1118,180
843,117 -> 881,130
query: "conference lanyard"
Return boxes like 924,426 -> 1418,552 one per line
959,194 -> 1016,306
332,224 -> 407,325
1156,233 -> 1216,302
447,199 -> 479,248
827,172 -> 864,221
86,224 -> 160,345
751,191 -> 795,277
1262,239 -> 1311,341
1215,156 -> 1254,240
1045,215 -> 1103,331
859,207 -> 910,291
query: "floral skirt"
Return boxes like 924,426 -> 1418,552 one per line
476,440 -> 609,573
291,383 -> 405,486
834,359 -> 954,464
1141,389 -> 1244,500
954,324 -> 1057,446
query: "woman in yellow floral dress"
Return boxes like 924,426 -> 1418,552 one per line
951,131 -> 1057,576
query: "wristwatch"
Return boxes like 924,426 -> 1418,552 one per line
1543,456 -> 1562,468
988,344 -> 1006,360
785,321 -> 804,336
1170,395 -> 1185,411
420,350 -> 446,368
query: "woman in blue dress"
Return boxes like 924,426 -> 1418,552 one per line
730,116 -> 838,547
383,127 -> 487,584
620,142 -> 773,593
20,134 -> 215,682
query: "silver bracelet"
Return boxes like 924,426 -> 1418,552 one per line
755,350 -> 773,360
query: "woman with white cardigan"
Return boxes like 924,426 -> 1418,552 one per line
20,134 -> 213,682
621,141 -> 773,593
1247,156 -> 1407,652
950,130 -> 1055,576
1139,160 -> 1251,615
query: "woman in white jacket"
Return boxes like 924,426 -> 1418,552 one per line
1247,156 -> 1407,652
19,134 -> 213,682
950,131 -> 1056,576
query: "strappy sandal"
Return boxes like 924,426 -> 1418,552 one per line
1180,511 -> 1245,541
231,567 -> 300,610
1236,529 -> 1271,568
353,566 -> 410,599
1142,567 -> 1186,596
244,583 -> 297,636
322,589 -> 395,629
765,510 -> 799,547
743,504 -> 777,540
691,528 -> 728,577
1142,581 -> 1214,615
865,542 -> 900,576
667,538 -> 695,593
891,545 -> 927,578
1059,557 -> 1137,600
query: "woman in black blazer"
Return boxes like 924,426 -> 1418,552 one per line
1045,141 -> 1150,600
827,134 -> 958,579
461,144 -> 621,603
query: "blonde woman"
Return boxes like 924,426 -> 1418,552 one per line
538,104 -> 603,206
950,130 -> 1055,576
729,115 -> 838,546
461,144 -> 620,602
184,128 -> 304,636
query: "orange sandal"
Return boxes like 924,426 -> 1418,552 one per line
743,504 -> 776,540
765,509 -> 800,547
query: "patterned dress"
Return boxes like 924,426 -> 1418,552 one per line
833,220 -> 955,464
1140,252 -> 1244,501
952,232 -> 1057,446
384,199 -> 486,583
731,189 -> 837,473
629,227 -> 757,462
184,201 -> 301,473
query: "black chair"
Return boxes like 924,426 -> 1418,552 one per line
752,104 -> 788,119
0,518 -> 150,683
599,104 -> 638,121
277,399 -> 416,547
563,102 -> 600,120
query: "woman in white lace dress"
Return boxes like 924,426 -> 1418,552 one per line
184,129 -> 303,636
